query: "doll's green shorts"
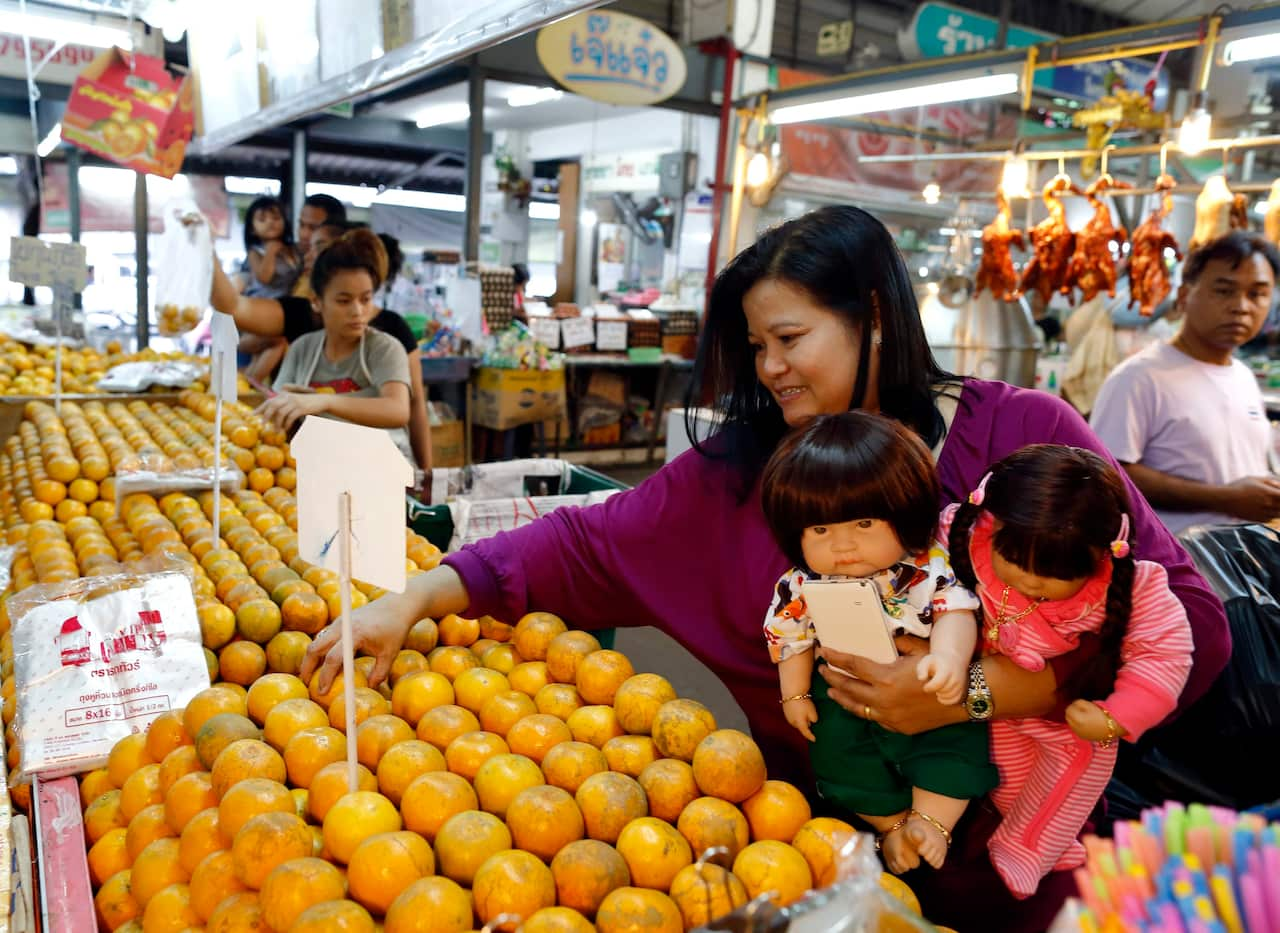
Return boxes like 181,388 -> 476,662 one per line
808,672 -> 1000,817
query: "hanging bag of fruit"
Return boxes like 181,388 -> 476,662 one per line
153,198 -> 213,337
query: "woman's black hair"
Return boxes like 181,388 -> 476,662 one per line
685,205 -> 956,497
311,228 -> 387,298
243,196 -> 294,253
761,412 -> 941,570
948,444 -> 1135,702
377,233 -> 405,287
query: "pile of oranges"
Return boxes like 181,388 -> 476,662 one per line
0,392 -> 934,933
0,338 -> 248,397
80,612 -> 917,933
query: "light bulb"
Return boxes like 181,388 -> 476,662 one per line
1178,107 -> 1212,156
580,208 -> 598,228
1000,155 -> 1029,199
745,151 -> 771,188
922,180 -> 941,204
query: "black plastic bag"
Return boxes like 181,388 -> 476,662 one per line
1110,522 -> 1280,813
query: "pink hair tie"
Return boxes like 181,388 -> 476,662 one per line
1110,514 -> 1131,559
968,472 -> 993,506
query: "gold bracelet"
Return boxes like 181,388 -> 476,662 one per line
779,693 -> 812,705
1095,703 -> 1120,748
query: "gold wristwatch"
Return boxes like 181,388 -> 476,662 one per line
965,659 -> 994,721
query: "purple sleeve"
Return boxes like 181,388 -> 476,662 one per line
441,448 -> 737,633
981,389 -> 1229,716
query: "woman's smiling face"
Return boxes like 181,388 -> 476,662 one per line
743,278 -> 870,426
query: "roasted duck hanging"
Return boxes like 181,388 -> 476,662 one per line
1065,175 -> 1131,303
1128,174 -> 1182,317
1020,175 -> 1082,304
1189,174 -> 1248,251
974,190 -> 1026,302
1264,179 -> 1280,247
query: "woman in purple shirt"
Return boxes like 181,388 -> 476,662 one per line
303,206 -> 1227,931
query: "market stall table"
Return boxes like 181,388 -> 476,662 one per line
561,353 -> 695,463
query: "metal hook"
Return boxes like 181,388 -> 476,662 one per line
1159,141 -> 1170,177
1101,144 -> 1114,177
1058,155 -> 1066,178
1222,142 -> 1231,176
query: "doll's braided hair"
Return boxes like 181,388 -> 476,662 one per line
949,445 -> 1135,701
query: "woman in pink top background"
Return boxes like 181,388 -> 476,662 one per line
303,206 -> 1228,931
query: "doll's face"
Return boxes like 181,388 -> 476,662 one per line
801,518 -> 905,578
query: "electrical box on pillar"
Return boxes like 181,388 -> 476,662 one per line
682,0 -> 775,58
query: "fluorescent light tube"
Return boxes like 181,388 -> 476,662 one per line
375,189 -> 466,212
771,72 -> 1019,125
7,10 -> 133,50
37,123 -> 61,158
1178,108 -> 1212,155
414,103 -> 470,129
506,87 -> 563,108
528,202 -> 560,220
0,157 -> 17,175
1223,34 -> 1280,65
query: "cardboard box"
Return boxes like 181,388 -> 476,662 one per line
472,367 -> 567,430
430,420 -> 465,468
61,49 -> 194,178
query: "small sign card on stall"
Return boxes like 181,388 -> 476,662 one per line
293,418 -> 413,789
528,315 -> 562,350
8,238 -> 88,411
561,316 -> 595,350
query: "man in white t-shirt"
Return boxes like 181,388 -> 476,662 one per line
1091,231 -> 1280,535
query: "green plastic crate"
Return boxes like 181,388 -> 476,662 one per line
405,464 -> 631,648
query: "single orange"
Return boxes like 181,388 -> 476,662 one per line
637,759 -> 699,824
328,686 -> 390,732
307,761 -> 378,822
437,613 -> 480,646
283,726 -> 348,788
290,899 -> 376,932
506,784 -> 585,862
120,763 -> 164,821
231,810 -> 313,889
375,739 -> 445,806
481,643 -> 521,674
210,738 -> 286,797
677,797 -> 751,864
433,810 -> 512,885
194,712 -> 261,770
145,710 -> 193,763
550,838 -> 632,917
742,779 -> 813,842
88,827 -> 131,887
389,649 -> 430,685
540,741 -> 609,795
535,683 -> 585,720
390,670 -> 454,727
347,830 -> 436,914
129,837 -> 187,908
404,617 -> 439,655
650,699 -> 717,762
443,730 -> 509,781
615,817 -> 693,890
163,770 -> 217,834
452,667 -> 510,714
178,807 -> 228,875
595,887 -> 683,933
181,685 -> 247,739
791,817 -> 861,887
259,857 -> 347,932
473,752 -> 545,820
245,672 -> 308,725
508,660 -> 551,697
575,650 -> 634,706
602,735 -> 659,778
219,640 -> 268,686
125,804 -> 175,861
265,630 -> 312,675
217,777 -> 295,840
322,790 -> 403,864
574,772 -> 648,845
478,690 -> 539,737
732,840 -> 814,905
472,849 -> 557,930
505,712 -> 573,764
262,697 -> 329,751
612,674 -> 678,736
399,770 -> 478,841
691,729 -> 767,804
416,704 -> 480,752
107,732 -> 155,789
669,862 -> 749,928
188,849 -> 247,921
281,591 -> 329,635
383,876 -> 472,933
94,869 -> 140,931
545,631 -> 602,685
354,714 -> 415,770
565,705 -> 625,748
523,906 -> 597,933
512,612 -> 568,661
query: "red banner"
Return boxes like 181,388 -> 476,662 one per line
777,66 -> 1015,195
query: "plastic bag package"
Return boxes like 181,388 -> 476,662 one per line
447,490 -> 617,551
153,198 -> 213,337
113,463 -> 244,507
1111,522 -> 1280,812
697,834 -> 939,933
97,360 -> 205,393
6,552 -> 210,782
429,458 -> 572,504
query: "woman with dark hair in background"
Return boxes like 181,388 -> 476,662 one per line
302,206 -> 1228,930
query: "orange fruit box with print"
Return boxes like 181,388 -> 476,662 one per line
61,48 -> 194,179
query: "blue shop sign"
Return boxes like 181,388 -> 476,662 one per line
899,2 -> 1168,102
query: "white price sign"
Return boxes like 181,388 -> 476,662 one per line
528,317 -> 561,349
596,320 -> 628,351
8,238 -> 87,291
561,316 -> 595,349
